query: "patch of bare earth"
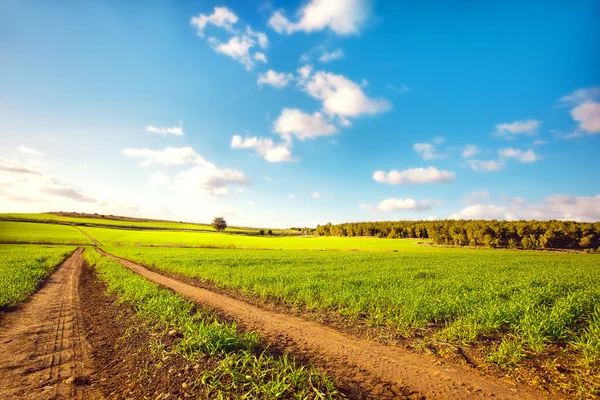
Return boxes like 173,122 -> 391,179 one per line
101,249 -> 564,400
0,248 -> 102,400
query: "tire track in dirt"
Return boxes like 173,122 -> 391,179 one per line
74,227 -> 102,247
0,248 -> 103,400
99,248 -> 562,400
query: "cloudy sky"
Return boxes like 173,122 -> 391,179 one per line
1,0 -> 599,227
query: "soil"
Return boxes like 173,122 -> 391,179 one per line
0,248 -> 102,399
100,248 -> 564,400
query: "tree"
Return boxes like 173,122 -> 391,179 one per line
211,217 -> 227,232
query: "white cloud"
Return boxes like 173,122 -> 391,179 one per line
495,119 -> 540,136
208,36 -> 258,70
297,65 -> 313,80
318,49 -> 344,63
449,194 -> 600,222
302,71 -> 391,118
190,7 -> 238,37
246,26 -> 269,48
463,190 -> 491,205
359,198 -> 432,212
0,158 -> 95,206
145,125 -> 184,136
373,167 -> 456,185
288,194 -> 296,199
257,70 -> 294,88
174,164 -> 250,197
461,145 -> 479,158
253,52 -> 268,63
498,148 -> 538,163
148,172 -> 170,186
18,146 -> 43,156
311,191 -> 321,199
230,135 -> 293,163
570,102 -> 600,134
413,140 -> 446,160
123,147 -> 203,166
268,0 -> 371,36
467,159 -> 504,172
559,87 -> 600,104
273,108 -> 338,141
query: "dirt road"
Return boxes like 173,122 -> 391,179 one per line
99,248 -> 561,400
0,249 -> 102,400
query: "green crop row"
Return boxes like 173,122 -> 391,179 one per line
0,221 -> 92,245
104,246 -> 600,369
0,244 -> 76,307
84,249 -> 341,399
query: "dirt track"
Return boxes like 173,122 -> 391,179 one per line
99,248 -> 561,400
0,249 -> 102,400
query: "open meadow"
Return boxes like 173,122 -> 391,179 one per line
0,216 -> 599,397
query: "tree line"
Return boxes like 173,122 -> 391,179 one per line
314,220 -> 600,251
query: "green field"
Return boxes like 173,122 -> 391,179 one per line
82,225 -> 431,251
0,245 -> 76,307
0,221 -> 92,245
1,213 -> 262,233
85,248 -> 340,398
106,245 -> 600,369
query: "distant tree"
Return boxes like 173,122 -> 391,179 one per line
211,217 -> 227,232
259,229 -> 265,235
267,229 -> 273,235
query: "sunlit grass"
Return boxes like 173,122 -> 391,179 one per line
0,221 -> 92,244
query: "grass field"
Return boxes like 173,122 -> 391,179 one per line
105,246 -> 600,370
82,225 -> 431,251
85,248 -> 341,398
0,221 -> 92,245
1,213 -> 262,233
0,245 -> 76,307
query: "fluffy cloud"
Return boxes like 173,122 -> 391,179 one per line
495,119 -> 540,136
413,139 -> 446,160
272,108 -> 338,141
498,148 -> 538,163
463,190 -> 491,205
559,87 -> 600,104
311,191 -> 321,199
123,147 -> 203,166
318,49 -> 344,63
18,146 -> 43,156
174,164 -> 250,197
0,158 -> 42,175
373,167 -> 456,185
208,36 -> 258,70
570,102 -> 600,134
461,145 -> 479,158
257,70 -> 294,88
467,159 -> 504,172
246,26 -> 268,48
268,0 -> 371,36
190,6 -> 238,36
449,194 -> 600,222
253,52 -> 267,63
302,71 -> 391,118
230,135 -> 293,163
0,158 -> 95,206
359,198 -> 432,212
148,171 -> 170,186
145,125 -> 184,136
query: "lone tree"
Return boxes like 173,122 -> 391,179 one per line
211,217 -> 227,232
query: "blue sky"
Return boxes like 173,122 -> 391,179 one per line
1,0 -> 599,227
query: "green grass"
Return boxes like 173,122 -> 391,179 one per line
85,248 -> 341,399
83,225 -> 430,251
0,221 -> 92,245
104,246 -> 600,366
0,244 -> 76,307
1,213 -> 261,233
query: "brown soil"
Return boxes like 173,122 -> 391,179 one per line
100,248 -> 564,400
0,249 -> 102,399
78,256 -> 219,399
